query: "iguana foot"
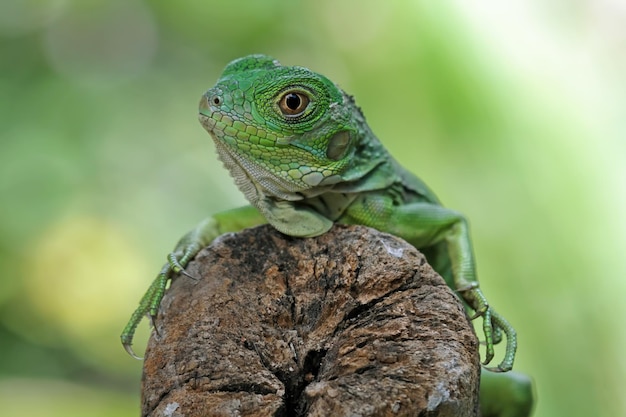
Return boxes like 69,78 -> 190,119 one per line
120,246 -> 201,359
458,284 -> 516,372
121,218 -> 225,359
120,263 -> 171,360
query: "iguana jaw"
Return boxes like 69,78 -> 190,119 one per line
199,112 -> 306,203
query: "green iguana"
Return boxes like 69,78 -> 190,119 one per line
122,55 -> 533,416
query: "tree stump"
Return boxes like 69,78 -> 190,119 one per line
141,224 -> 480,417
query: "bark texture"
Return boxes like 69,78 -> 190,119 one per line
141,224 -> 480,417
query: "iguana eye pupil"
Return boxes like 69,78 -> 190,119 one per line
286,93 -> 300,109
279,92 -> 309,116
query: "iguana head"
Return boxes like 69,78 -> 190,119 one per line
199,55 -> 365,203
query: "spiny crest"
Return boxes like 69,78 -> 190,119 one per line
221,54 -> 280,78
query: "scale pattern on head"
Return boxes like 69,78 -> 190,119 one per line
198,55 -> 364,202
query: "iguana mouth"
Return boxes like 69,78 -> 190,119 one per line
198,94 -> 216,130
197,111 -> 213,132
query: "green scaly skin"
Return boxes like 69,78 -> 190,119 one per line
121,55 -> 534,416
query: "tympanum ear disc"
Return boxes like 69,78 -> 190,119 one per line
326,130 -> 351,160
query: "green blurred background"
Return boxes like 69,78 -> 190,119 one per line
1,0 -> 625,416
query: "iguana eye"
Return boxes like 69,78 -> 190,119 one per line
279,92 -> 310,117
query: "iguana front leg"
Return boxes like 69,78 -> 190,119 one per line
120,205 -> 265,359
389,202 -> 517,372
342,197 -> 516,372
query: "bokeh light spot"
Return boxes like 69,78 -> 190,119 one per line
0,0 -> 67,36
24,212 -> 151,364
43,0 -> 158,87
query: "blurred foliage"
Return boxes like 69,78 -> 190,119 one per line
1,0 -> 625,416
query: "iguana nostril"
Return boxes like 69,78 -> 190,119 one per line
211,95 -> 222,106
199,94 -> 222,114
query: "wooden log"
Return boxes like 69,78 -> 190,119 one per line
141,224 -> 480,417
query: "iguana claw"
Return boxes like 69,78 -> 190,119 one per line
167,252 -> 199,281
123,342 -> 143,361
